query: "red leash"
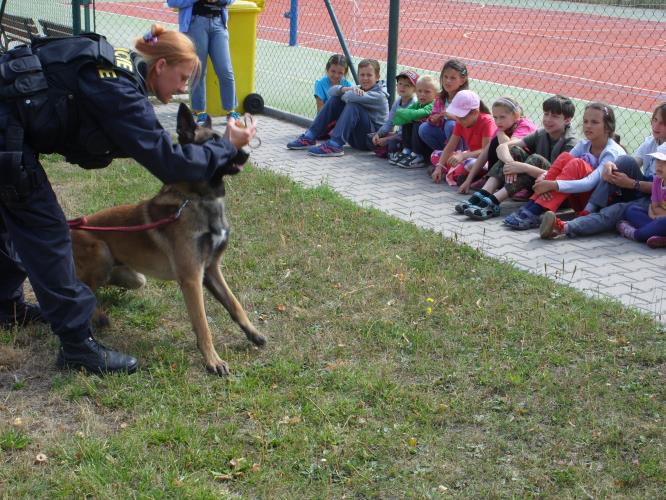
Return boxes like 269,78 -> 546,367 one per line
68,200 -> 190,232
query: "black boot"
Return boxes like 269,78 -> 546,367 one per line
0,301 -> 47,329
57,336 -> 138,375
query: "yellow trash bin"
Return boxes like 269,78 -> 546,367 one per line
205,0 -> 264,115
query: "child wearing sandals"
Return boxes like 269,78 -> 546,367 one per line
390,75 -> 439,168
418,59 -> 469,160
504,101 -> 625,230
431,90 -> 496,185
540,102 -> 666,240
370,70 -> 418,159
456,95 -> 575,220
455,96 -> 536,203
616,143 -> 666,248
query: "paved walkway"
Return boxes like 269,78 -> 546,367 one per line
155,103 -> 666,321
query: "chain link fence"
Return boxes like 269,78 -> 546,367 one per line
0,0 -> 94,37
257,0 -> 666,153
4,0 -> 665,151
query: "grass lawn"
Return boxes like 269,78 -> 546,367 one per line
1,154 -> 664,497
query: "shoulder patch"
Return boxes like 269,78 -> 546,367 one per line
114,47 -> 134,73
98,67 -> 117,79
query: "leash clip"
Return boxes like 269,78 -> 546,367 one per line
174,199 -> 190,219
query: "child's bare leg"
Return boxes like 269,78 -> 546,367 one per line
494,187 -> 510,203
481,177 -> 500,194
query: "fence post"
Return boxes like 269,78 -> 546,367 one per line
386,0 -> 399,105
71,0 -> 81,35
82,0 -> 91,32
288,0 -> 298,46
323,0 -> 358,85
0,0 -> 7,24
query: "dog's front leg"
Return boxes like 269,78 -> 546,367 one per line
204,264 -> 266,347
178,271 -> 229,376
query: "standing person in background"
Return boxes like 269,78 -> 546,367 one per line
168,0 -> 240,124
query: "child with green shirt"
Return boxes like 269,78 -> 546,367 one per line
390,75 -> 439,169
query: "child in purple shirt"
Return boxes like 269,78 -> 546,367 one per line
616,143 -> 666,248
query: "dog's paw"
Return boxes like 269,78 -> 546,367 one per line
206,359 -> 230,377
247,330 -> 266,347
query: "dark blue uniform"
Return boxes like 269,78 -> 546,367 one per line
0,38 -> 238,343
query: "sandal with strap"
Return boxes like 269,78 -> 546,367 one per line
454,191 -> 484,214
504,207 -> 540,230
464,202 -> 500,220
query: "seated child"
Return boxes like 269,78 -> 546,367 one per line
418,59 -> 469,156
504,102 -> 625,230
541,102 -> 666,239
286,59 -> 389,157
456,95 -> 574,220
430,90 -> 496,185
314,54 -> 353,113
391,75 -> 439,169
456,96 -> 536,202
369,70 -> 418,159
616,143 -> 666,248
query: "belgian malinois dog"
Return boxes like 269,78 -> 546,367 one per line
71,103 -> 266,375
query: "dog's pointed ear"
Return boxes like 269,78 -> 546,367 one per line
176,103 -> 196,144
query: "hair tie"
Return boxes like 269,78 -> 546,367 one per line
143,30 -> 158,45
494,97 -> 519,112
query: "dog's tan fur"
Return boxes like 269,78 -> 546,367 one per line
71,103 -> 265,375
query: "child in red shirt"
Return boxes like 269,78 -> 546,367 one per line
431,90 -> 496,185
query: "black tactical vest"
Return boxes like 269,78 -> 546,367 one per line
0,33 -> 146,168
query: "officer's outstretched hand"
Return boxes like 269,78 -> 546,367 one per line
226,114 -> 258,150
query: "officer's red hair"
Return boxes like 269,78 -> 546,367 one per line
135,24 -> 202,84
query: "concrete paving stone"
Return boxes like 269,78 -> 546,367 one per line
647,276 -> 666,290
153,104 -> 661,320
628,267 -> 665,283
628,289 -> 666,307
587,272 -> 634,287
625,280 -> 661,294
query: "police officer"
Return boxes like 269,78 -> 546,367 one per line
0,24 -> 257,374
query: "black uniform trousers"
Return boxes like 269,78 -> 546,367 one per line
0,111 -> 95,342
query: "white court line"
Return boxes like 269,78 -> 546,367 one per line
460,28 -> 666,52
269,28 -> 665,98
254,46 -> 655,116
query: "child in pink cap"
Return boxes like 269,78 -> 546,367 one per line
431,90 -> 496,185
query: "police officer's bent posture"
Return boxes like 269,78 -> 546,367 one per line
0,24 -> 257,374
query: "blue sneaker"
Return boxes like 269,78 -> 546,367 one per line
195,112 -> 209,126
286,134 -> 316,150
227,111 -> 242,121
308,141 -> 344,157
